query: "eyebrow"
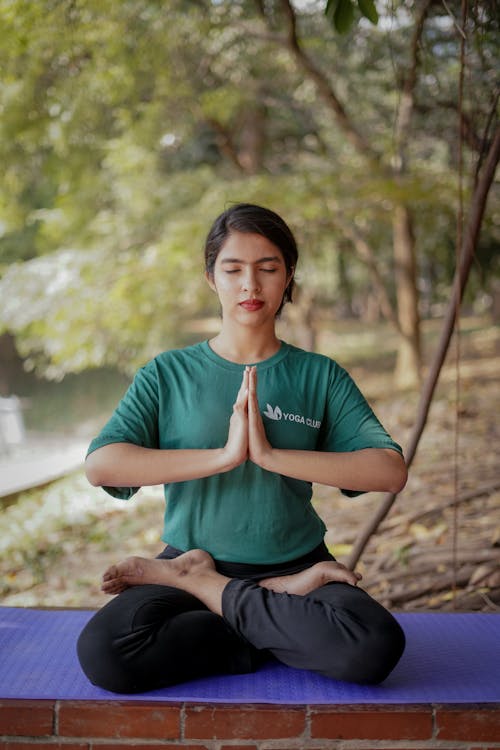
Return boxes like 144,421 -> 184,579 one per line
220,256 -> 283,264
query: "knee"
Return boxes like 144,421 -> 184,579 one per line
77,616 -> 141,694
321,613 -> 406,685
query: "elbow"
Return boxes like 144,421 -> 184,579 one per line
85,452 -> 107,487
387,456 -> 408,494
375,449 -> 407,494
388,473 -> 407,494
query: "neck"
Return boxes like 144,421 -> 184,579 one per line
209,321 -> 281,364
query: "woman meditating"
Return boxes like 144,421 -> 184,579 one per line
77,203 -> 408,694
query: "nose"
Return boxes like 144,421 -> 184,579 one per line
241,267 -> 261,294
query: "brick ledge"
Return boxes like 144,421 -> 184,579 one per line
1,699 -> 499,749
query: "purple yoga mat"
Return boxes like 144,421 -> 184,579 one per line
0,607 -> 499,703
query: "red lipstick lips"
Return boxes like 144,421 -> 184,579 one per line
240,299 -> 264,311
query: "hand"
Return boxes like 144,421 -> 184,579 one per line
223,367 -> 249,469
247,366 -> 273,468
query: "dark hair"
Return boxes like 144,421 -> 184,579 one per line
204,203 -> 298,314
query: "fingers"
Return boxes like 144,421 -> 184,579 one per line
226,368 -> 250,467
231,365 -> 271,467
235,366 -> 257,413
234,367 -> 249,410
247,366 -> 259,412
233,365 -> 257,402
247,367 -> 263,430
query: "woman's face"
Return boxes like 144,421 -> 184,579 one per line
206,231 -> 293,325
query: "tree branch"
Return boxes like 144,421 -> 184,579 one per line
415,100 -> 485,152
205,117 -> 246,172
272,0 -> 382,165
347,125 -> 500,569
334,217 -> 401,332
394,0 -> 434,168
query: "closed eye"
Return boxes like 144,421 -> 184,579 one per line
224,267 -> 277,274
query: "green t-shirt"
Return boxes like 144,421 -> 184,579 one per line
87,341 -> 402,564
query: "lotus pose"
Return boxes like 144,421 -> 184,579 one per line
77,203 -> 407,694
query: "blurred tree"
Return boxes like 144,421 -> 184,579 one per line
255,0 -> 498,386
0,0 -> 497,383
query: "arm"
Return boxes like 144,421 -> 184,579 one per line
86,368 -> 251,488
256,445 -> 407,494
247,366 -> 408,494
85,443 -> 233,488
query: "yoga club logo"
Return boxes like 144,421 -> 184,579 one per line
263,403 -> 321,429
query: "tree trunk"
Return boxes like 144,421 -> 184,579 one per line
393,204 -> 422,388
281,286 -> 317,351
490,278 -> 500,322
238,102 -> 267,174
0,333 -> 25,396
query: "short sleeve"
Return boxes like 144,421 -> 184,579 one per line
86,361 -> 160,500
318,363 -> 403,497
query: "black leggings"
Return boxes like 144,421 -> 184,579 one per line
77,543 -> 405,694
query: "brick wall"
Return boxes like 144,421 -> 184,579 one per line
1,700 -> 499,749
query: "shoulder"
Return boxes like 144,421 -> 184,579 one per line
283,342 -> 344,376
131,342 -> 207,386
281,343 -> 359,401
146,342 -> 206,371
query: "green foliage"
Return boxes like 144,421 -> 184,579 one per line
0,0 -> 497,377
325,0 -> 378,34
357,0 -> 379,25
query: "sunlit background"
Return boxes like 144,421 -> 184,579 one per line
0,0 -> 498,610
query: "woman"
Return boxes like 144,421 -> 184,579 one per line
77,203 -> 407,694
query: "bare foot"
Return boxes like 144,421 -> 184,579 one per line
259,561 -> 362,596
101,549 -> 216,595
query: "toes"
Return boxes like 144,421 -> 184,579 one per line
101,563 -> 128,594
344,570 -> 362,586
339,568 -> 356,584
322,562 -> 361,587
101,579 -> 126,595
102,566 -> 118,582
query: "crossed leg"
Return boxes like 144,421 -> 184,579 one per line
78,549 -> 403,693
77,580 -> 261,693
101,548 -> 362,612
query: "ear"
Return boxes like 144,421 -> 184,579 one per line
205,271 -> 217,293
286,267 -> 295,288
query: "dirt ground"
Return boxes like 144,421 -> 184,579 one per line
2,319 -> 499,611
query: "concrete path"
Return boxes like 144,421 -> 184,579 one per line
0,437 -> 89,498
